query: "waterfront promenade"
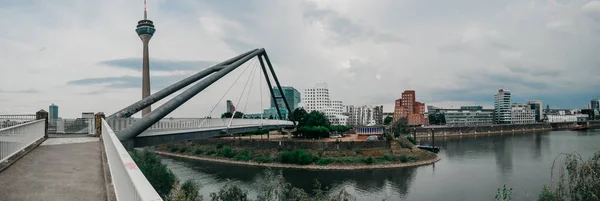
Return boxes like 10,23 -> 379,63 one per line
0,136 -> 107,201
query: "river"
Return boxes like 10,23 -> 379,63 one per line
159,129 -> 600,201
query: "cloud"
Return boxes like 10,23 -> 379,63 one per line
67,74 -> 187,90
0,89 -> 40,93
99,58 -> 216,72
582,1 -> 600,22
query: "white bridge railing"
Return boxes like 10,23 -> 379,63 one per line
106,118 -> 295,133
0,119 -> 45,164
101,119 -> 162,201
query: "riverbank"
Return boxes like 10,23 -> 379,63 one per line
155,150 -> 441,170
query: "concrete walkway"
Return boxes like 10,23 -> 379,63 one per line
0,137 -> 106,201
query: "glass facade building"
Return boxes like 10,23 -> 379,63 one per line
271,86 -> 301,112
49,103 -> 58,120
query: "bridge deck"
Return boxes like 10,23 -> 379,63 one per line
0,137 -> 106,201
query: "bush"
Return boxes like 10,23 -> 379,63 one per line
536,152 -> 600,201
219,146 -> 235,158
279,149 -> 315,165
254,156 -> 271,163
170,147 -> 179,153
205,149 -> 216,155
407,136 -> 417,145
382,153 -> 395,161
315,157 -> 334,166
400,140 -> 412,149
235,149 -> 253,161
216,142 -> 224,149
179,147 -> 187,153
194,148 -> 203,155
363,156 -> 374,165
130,150 -> 176,198
399,154 -> 408,163
210,184 -> 249,201
354,148 -> 362,155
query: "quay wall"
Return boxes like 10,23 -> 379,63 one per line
413,123 -> 553,138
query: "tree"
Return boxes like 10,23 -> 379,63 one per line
305,111 -> 330,127
428,113 -> 446,125
221,111 -> 244,119
384,116 -> 393,125
392,117 -> 410,137
291,108 -> 308,126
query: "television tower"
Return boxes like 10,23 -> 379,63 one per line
135,0 -> 156,116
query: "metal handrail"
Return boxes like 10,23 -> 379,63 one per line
101,119 -> 162,201
0,119 -> 45,164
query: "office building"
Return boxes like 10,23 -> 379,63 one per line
511,103 -> 536,124
136,1 -> 157,116
527,100 -> 543,122
271,86 -> 301,112
547,114 -> 589,123
303,83 -> 348,125
429,106 -> 494,126
49,103 -> 58,120
393,90 -> 427,125
494,89 -> 512,124
592,99 -> 600,110
263,107 -> 289,120
226,100 -> 236,113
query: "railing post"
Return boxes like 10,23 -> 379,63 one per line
36,110 -> 48,138
95,112 -> 105,137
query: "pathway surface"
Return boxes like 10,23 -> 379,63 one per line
0,137 -> 106,201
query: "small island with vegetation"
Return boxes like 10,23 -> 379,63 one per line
154,109 -> 440,170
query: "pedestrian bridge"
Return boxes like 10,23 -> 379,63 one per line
108,118 -> 295,147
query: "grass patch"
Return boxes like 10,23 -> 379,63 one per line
170,147 -> 179,153
254,156 -> 271,163
382,153 -> 396,161
363,156 -> 374,165
218,146 -> 235,158
315,157 -> 334,166
205,149 -> 216,155
354,148 -> 362,155
216,142 -> 223,149
179,147 -> 188,153
406,136 -> 417,145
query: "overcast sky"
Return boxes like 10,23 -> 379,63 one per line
1,0 -> 599,118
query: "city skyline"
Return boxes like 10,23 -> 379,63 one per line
1,0 -> 599,118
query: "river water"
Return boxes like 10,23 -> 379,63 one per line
159,129 -> 600,201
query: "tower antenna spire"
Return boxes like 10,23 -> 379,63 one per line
144,0 -> 147,20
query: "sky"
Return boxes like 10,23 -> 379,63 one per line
1,0 -> 599,118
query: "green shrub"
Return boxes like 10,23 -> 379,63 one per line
219,146 -> 235,158
254,156 -> 271,163
205,149 -> 216,155
354,148 -> 362,155
235,149 -> 253,161
279,149 -> 314,165
383,153 -> 395,161
170,147 -> 179,153
407,136 -> 417,145
130,150 -> 176,198
400,141 -> 412,149
179,147 -> 187,153
315,157 -> 334,166
399,154 -> 408,163
216,142 -> 224,149
194,148 -> 203,155
363,156 -> 374,165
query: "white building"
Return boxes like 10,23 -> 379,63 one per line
494,89 -> 511,124
511,103 -> 536,124
344,105 -> 383,126
303,83 -> 348,125
547,114 -> 588,123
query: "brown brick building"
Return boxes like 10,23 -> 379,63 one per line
393,90 -> 428,125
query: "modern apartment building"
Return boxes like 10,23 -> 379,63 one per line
592,99 -> 600,110
344,105 -> 383,126
393,90 -> 427,125
527,100 -> 543,122
494,89 -> 512,124
303,83 -> 348,125
511,103 -> 536,124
